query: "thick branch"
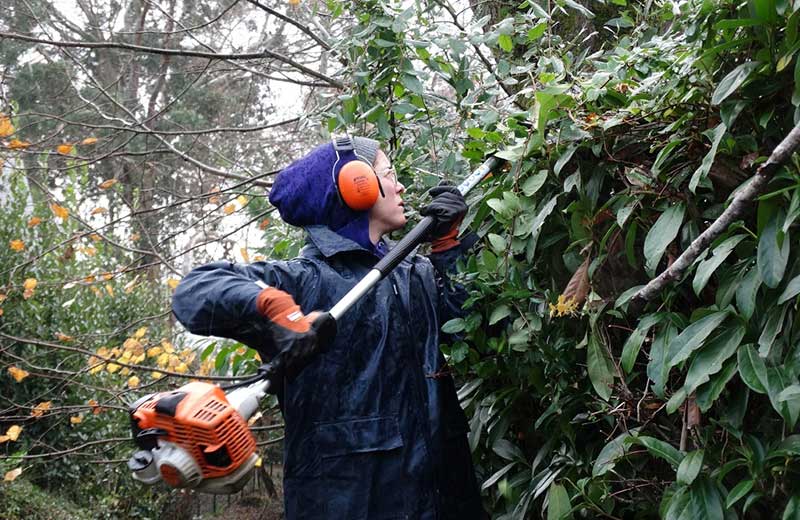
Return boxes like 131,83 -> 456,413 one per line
0,30 -> 344,88
630,122 -> 800,307
245,0 -> 332,51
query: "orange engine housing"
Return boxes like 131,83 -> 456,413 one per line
132,382 -> 256,480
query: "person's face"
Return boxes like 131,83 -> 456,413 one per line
368,150 -> 406,236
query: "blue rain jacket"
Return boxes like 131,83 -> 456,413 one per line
173,225 -> 484,520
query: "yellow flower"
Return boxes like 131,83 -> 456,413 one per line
0,114 -> 14,138
6,425 -> 22,441
4,467 -> 22,481
548,294 -> 580,318
30,401 -> 52,417
88,399 -> 103,415
161,339 -> 175,353
157,353 -> 169,367
123,338 -> 142,353
55,332 -> 74,342
7,139 -> 30,149
88,357 -> 104,374
9,239 -> 24,252
8,366 -> 29,382
50,203 -> 69,219
127,375 -> 140,388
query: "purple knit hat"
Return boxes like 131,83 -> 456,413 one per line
268,137 -> 381,252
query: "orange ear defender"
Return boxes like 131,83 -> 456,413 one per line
331,135 -> 384,211
338,160 -> 380,210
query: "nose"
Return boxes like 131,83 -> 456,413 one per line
396,179 -> 405,194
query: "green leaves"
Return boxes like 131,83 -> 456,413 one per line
758,215 -> 790,288
689,124 -> 727,193
441,318 -> 466,334
643,203 -> 686,276
498,34 -> 514,53
668,325 -> 745,412
492,439 -> 525,462
726,479 -> 754,508
693,235 -> 746,295
736,266 -> 761,319
711,62 -> 761,105
634,436 -> 683,467
546,483 -> 572,520
522,170 -> 547,197
593,430 -> 634,477
664,479 -> 724,520
648,324 -> 677,398
784,496 -> 800,520
738,344 -> 768,393
667,311 -> 729,368
488,304 -> 511,325
621,314 -> 663,373
587,333 -> 615,401
677,449 -> 704,486
778,273 -> 800,303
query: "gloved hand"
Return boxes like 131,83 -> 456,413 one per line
255,288 -> 337,383
420,185 -> 467,253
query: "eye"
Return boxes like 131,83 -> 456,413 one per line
378,167 -> 397,185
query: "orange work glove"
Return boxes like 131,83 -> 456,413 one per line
256,287 -> 312,333
255,287 -> 337,383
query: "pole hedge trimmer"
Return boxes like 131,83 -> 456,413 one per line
126,156 -> 503,494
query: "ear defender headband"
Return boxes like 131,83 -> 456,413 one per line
331,135 -> 384,211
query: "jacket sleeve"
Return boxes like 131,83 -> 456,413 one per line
427,232 -> 479,326
172,260 -> 316,360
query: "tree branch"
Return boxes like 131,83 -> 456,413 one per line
630,122 -> 800,308
0,30 -> 344,88
245,0 -> 332,51
0,332 -> 245,382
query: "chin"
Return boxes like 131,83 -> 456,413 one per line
387,218 -> 406,232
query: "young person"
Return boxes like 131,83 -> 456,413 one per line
173,135 -> 485,519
